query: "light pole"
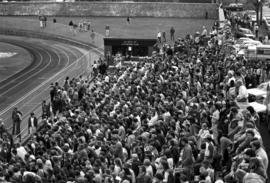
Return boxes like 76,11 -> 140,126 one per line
257,0 -> 261,25
260,0 -> 263,25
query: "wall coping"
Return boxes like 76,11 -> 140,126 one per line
0,2 -> 217,5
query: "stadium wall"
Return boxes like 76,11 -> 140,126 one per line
0,2 -> 218,18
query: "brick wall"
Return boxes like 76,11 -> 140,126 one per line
0,2 -> 218,18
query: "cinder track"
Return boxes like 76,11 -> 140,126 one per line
0,36 -> 84,135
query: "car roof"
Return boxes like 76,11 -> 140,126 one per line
256,45 -> 270,49
239,28 -> 251,31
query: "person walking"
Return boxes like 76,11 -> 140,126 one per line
12,107 -> 22,137
39,15 -> 43,29
254,23 -> 259,39
90,29 -> 95,43
127,16 -> 130,24
44,15 -> 47,28
170,27 -> 175,41
0,119 -> 6,139
28,112 -> 38,135
105,25 -> 110,37
42,100 -> 51,119
157,32 -> 162,43
162,31 -> 166,42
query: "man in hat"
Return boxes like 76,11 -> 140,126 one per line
236,80 -> 248,102
28,112 -> 38,135
12,107 -> 22,136
0,119 -> 6,139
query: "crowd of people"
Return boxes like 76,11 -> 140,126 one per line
0,13 -> 269,183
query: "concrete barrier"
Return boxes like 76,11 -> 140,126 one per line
0,27 -> 103,53
0,2 -> 218,18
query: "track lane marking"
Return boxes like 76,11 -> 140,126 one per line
0,41 -> 103,117
0,40 -> 44,90
0,45 -> 52,100
6,44 -> 72,132
5,47 -> 54,130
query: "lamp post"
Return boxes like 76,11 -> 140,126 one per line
260,0 -> 263,25
257,0 -> 261,25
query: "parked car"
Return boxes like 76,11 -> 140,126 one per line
224,3 -> 244,12
235,37 -> 254,44
235,28 -> 255,39
244,10 -> 257,22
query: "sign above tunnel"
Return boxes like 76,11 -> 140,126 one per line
103,38 -> 157,64
104,38 -> 157,47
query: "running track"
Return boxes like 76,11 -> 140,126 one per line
0,35 -> 94,141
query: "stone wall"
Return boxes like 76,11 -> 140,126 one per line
0,2 -> 218,18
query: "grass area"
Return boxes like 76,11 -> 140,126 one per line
50,17 -> 215,39
7,16 -> 215,41
0,42 -> 32,82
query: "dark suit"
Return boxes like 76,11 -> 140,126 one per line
12,110 -> 22,135
28,116 -> 38,134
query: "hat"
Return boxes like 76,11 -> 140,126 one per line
29,155 -> 35,161
206,134 -> 212,140
143,159 -> 151,166
155,173 -> 164,180
132,154 -> 138,159
36,158 -> 43,165
215,180 -> 224,183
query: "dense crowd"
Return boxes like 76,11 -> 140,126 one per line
0,18 -> 269,183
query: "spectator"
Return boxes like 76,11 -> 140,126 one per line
157,32 -> 162,43
170,27 -> 175,41
11,107 -> 22,137
1,19 -> 268,183
28,112 -> 38,135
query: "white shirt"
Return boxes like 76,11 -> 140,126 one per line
212,110 -> 220,124
202,29 -> 207,36
256,147 -> 269,171
17,146 -> 27,161
30,117 -> 34,127
148,112 -> 158,127
105,76 -> 109,83
237,85 -> 248,100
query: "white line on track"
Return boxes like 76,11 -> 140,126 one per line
8,44 -> 77,133
54,44 -> 81,69
0,43 -> 35,84
51,45 -> 71,68
5,46 -> 67,129
0,41 -> 43,90
0,46 -> 52,98
0,40 -> 103,117
0,45 -> 51,116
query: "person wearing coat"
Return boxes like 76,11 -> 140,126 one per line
28,112 -> 38,135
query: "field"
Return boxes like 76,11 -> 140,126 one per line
0,42 -> 32,82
